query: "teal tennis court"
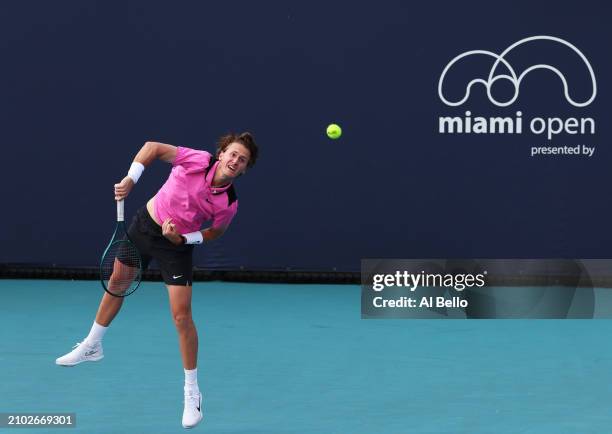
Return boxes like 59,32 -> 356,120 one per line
3,279 -> 612,433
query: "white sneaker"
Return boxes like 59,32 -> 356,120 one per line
182,391 -> 203,429
55,341 -> 104,366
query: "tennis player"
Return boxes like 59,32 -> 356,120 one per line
55,132 -> 258,429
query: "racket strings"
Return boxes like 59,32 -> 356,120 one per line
101,240 -> 142,296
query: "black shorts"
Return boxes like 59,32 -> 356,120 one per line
126,207 -> 194,286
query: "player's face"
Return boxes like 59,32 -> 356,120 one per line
218,142 -> 251,179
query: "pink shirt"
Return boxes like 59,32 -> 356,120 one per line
154,146 -> 238,234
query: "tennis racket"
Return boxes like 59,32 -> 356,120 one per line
100,199 -> 143,297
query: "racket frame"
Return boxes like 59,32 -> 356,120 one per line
99,199 -> 143,297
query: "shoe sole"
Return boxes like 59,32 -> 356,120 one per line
56,354 -> 104,367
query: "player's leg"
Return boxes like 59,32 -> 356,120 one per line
168,284 -> 198,369
167,283 -> 203,429
56,260 -> 140,366
161,246 -> 202,428
56,207 -> 152,366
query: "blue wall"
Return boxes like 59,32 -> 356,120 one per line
1,1 -> 610,271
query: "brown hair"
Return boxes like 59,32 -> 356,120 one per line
216,132 -> 259,168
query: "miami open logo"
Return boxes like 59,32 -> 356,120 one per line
437,35 -> 597,150
438,35 -> 597,108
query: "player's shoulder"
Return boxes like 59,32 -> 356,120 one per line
177,146 -> 212,159
174,146 -> 213,166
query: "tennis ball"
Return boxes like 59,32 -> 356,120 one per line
326,123 -> 342,139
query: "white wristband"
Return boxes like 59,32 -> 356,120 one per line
127,162 -> 145,184
183,231 -> 204,245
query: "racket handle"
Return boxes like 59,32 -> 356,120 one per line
117,199 -> 125,222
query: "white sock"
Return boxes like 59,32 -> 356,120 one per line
184,368 -> 199,394
85,321 -> 107,344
